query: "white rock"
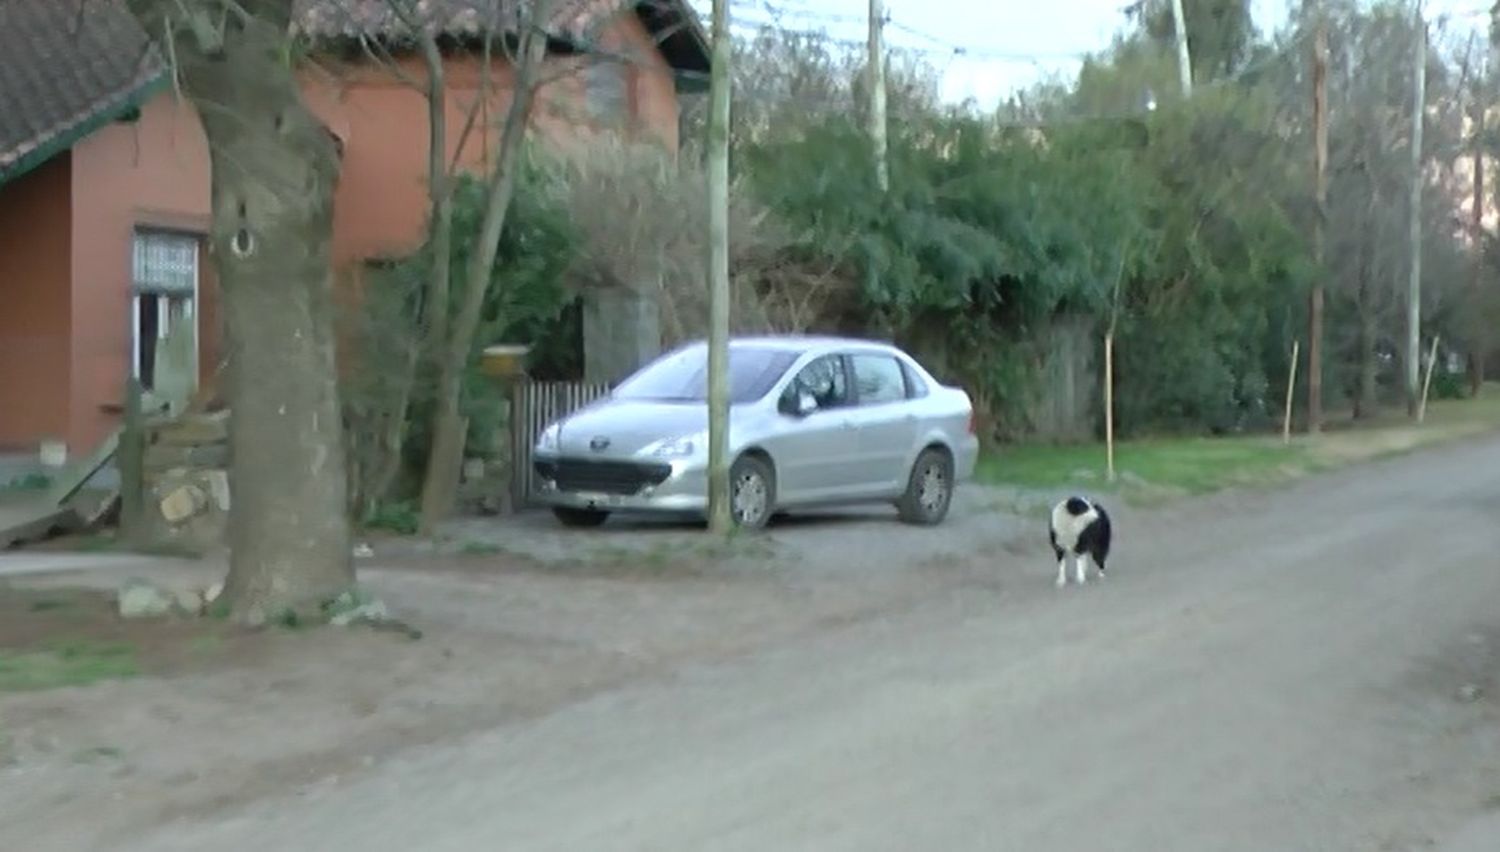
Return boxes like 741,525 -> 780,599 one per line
118,580 -> 177,619
330,599 -> 390,627
204,470 -> 231,512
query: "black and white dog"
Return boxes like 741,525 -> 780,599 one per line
1048,496 -> 1112,587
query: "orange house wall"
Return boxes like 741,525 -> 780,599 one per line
68,94 -> 213,453
0,155 -> 73,452
305,11 -> 682,266
3,12 -> 682,455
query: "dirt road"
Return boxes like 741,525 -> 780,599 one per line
95,437 -> 1500,849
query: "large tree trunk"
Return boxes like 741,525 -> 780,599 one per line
132,3 -> 354,619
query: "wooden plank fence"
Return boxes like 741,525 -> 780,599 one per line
510,380 -> 611,507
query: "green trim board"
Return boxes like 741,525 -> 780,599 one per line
0,73 -> 170,190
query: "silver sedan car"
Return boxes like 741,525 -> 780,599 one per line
531,336 -> 980,529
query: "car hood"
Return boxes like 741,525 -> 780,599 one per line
557,399 -> 712,456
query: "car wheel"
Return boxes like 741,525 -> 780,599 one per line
552,507 -> 610,528
897,448 -> 953,526
729,455 -> 776,530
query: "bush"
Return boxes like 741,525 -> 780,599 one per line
340,148 -> 577,516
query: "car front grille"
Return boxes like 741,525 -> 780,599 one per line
534,458 -> 673,496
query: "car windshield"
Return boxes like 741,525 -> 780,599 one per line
612,345 -> 799,404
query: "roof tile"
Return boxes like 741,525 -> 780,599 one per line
0,0 -> 163,182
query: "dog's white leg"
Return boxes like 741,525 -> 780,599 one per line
1056,557 -> 1068,588
1075,552 -> 1089,585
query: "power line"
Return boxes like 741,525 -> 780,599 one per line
726,0 -> 1096,63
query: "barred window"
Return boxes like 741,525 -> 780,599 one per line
133,229 -> 198,295
584,60 -> 628,124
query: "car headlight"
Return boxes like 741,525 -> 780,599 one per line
649,433 -> 704,458
535,423 -> 560,452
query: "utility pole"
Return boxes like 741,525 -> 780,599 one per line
868,0 -> 889,191
705,0 -> 732,533
1170,0 -> 1193,97
1473,56 -> 1489,396
1407,6 -> 1427,417
1477,10 -> 1500,396
1309,6 -> 1329,433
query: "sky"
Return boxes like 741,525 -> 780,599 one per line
702,0 -> 1496,108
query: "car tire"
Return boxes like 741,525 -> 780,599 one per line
897,447 -> 954,526
552,507 -> 610,528
729,455 -> 776,530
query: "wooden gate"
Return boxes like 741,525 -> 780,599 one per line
510,381 -> 611,507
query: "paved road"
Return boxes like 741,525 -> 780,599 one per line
118,436 -> 1500,851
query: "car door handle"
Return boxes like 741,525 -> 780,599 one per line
840,420 -> 855,430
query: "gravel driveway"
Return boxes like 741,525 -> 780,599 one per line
101,434 -> 1500,851
430,479 -> 1041,578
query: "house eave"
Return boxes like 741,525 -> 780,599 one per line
0,73 -> 170,189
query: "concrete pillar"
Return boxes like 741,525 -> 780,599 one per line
582,286 -> 661,386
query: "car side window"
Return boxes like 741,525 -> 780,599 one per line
784,355 -> 851,410
851,354 -> 908,406
899,360 -> 929,398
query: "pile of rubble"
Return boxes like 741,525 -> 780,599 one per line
141,410 -> 231,554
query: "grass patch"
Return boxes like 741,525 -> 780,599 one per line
980,436 -> 1307,497
457,540 -> 505,556
0,640 -> 139,692
979,384 -> 1500,503
362,500 -> 420,536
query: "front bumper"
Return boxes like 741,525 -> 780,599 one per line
532,453 -> 708,513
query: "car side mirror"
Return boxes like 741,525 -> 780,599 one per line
779,391 -> 817,418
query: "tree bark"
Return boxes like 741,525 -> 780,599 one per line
420,32 -> 454,366
128,1 -> 353,618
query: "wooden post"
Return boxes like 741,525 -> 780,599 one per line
1309,10 -> 1329,434
1283,339 -> 1300,445
705,0 -> 732,533
118,378 -> 145,545
1418,336 -> 1441,423
1104,332 -> 1116,482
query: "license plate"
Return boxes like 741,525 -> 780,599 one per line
576,492 -> 621,506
